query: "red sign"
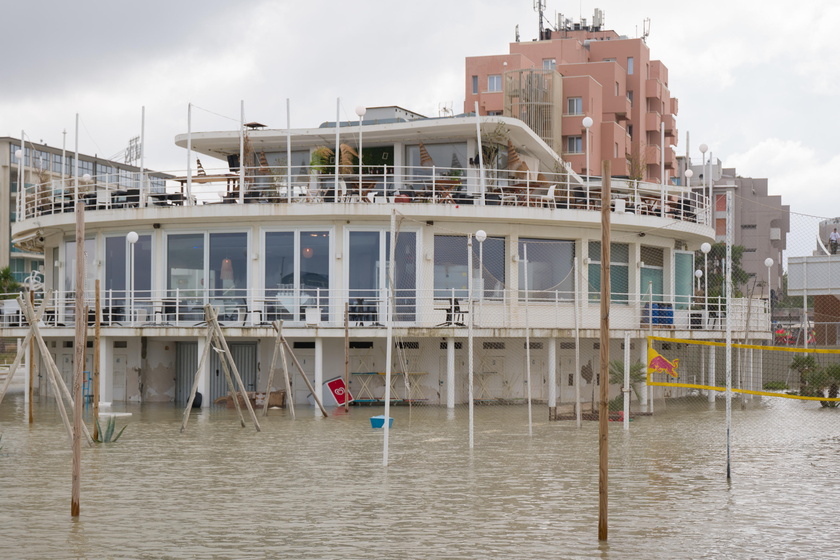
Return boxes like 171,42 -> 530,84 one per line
326,377 -> 353,405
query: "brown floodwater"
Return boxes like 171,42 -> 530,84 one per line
1,394 -> 839,559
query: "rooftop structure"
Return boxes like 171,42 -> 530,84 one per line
464,8 -> 678,184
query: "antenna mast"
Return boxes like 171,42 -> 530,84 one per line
534,0 -> 546,39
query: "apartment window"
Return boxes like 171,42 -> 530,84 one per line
566,97 -> 583,115
744,248 -> 757,253
627,90 -> 634,106
566,136 -> 583,154
615,82 -> 619,95
487,74 -> 502,92
741,224 -> 757,229
471,75 -> 478,95
589,242 -> 630,303
627,57 -> 635,75
487,110 -> 503,116
627,125 -> 634,140
615,143 -> 619,158
543,58 -> 556,71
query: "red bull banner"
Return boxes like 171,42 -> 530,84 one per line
648,347 -> 679,378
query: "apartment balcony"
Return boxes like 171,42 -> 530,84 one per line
603,95 -> 631,119
645,78 -> 663,99
645,111 -> 662,133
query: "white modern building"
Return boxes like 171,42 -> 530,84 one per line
9,108 -> 770,409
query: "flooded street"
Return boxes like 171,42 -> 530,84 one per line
2,396 -> 839,559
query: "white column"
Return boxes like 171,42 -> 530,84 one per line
196,337 -> 211,408
100,337 -> 114,406
708,344 -> 716,404
446,336 -> 456,408
639,343 -> 648,409
314,337 -> 323,408
547,337 -> 557,409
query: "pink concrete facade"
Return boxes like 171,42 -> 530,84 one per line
465,27 -> 678,182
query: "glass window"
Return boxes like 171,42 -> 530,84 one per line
640,246 -> 664,302
64,238 -> 96,294
390,231 -> 417,321
471,75 -> 479,94
518,238 -> 575,301
349,231 -> 380,302
106,234 -> 152,313
566,97 -> 583,115
566,136 -> 583,154
588,242 -> 629,303
473,235 -> 505,299
167,233 -> 205,298
209,233 -> 248,301
627,90 -> 634,106
627,57 -> 634,75
543,58 -> 556,71
265,231 -> 295,294
487,74 -> 502,92
405,142 -> 469,177
434,235 -> 470,298
674,251 -> 693,310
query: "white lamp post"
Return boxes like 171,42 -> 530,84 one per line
126,231 -> 139,324
15,148 -> 24,220
582,116 -> 593,209
765,256 -> 774,305
694,268 -> 703,292
700,242 -> 711,309
684,168 -> 693,189
355,106 -> 366,195
699,143 -> 709,223
475,229 -> 487,312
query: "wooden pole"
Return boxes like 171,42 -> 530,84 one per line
72,200 -> 85,517
276,332 -> 328,417
0,295 -> 49,405
207,305 -> 261,432
93,279 -> 101,440
344,302 -> 350,412
28,290 -> 34,424
598,161 -> 611,541
261,323 -> 284,417
276,321 -> 295,419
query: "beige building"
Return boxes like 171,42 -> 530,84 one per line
464,9 -> 678,183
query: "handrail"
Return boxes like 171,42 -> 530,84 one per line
18,164 -> 711,227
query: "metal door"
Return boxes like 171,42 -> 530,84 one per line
175,342 -> 198,404
210,342 -> 258,402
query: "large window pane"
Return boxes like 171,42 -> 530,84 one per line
389,231 -> 417,321
473,236 -> 505,298
588,242 -> 629,303
301,231 -> 330,319
265,232 -> 294,294
209,232 -> 248,302
674,251 -> 693,310
518,238 -> 575,300
167,234 -> 204,298
434,235 -> 469,298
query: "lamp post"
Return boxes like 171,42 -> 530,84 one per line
15,147 -> 24,220
355,106 -> 366,195
699,143 -> 708,223
694,268 -> 703,292
684,168 -> 693,189
700,242 -> 711,302
126,231 -> 138,325
765,257 -> 774,321
582,116 -> 593,209
475,229 -> 486,324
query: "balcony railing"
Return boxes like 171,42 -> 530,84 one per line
0,288 -> 767,334
17,164 -> 710,226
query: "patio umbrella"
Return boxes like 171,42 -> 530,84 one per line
339,143 -> 359,175
419,142 -> 435,167
506,140 -> 522,170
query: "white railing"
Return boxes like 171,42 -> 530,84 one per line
18,164 -> 710,227
1,288 -> 766,334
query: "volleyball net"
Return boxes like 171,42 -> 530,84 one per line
647,335 -> 840,404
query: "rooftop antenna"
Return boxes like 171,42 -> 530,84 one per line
534,0 -> 546,39
642,17 -> 651,41
515,24 -> 520,42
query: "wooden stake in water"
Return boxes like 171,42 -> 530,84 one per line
93,280 -> 101,440
598,162 -> 611,541
28,290 -> 34,424
72,199 -> 85,518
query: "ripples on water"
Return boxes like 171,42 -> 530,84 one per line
2,395 -> 840,559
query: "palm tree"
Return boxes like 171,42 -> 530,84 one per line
0,267 -> 20,298
609,360 -> 646,401
790,354 -> 818,394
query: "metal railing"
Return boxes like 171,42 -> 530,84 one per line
0,288 -> 766,334
18,164 -> 710,226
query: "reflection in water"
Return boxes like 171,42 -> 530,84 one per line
1,396 -> 839,558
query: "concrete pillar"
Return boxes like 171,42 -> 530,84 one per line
446,336 -> 455,408
196,336 -> 211,408
314,336 -> 323,408
547,338 -> 557,408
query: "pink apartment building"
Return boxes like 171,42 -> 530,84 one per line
464,12 -> 678,183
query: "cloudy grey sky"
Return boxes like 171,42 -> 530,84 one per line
4,0 -> 839,226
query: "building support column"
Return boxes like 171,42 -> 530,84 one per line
446,336 -> 456,408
